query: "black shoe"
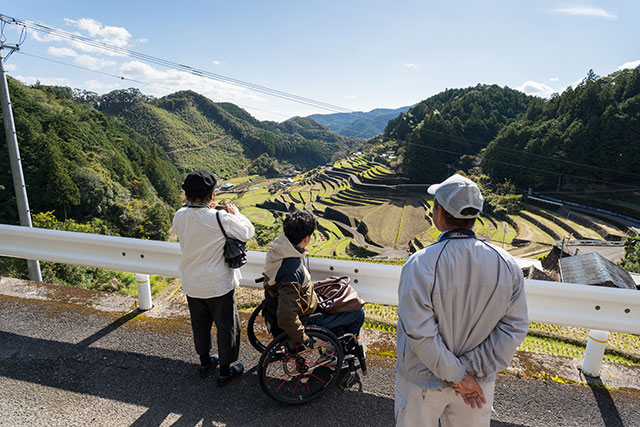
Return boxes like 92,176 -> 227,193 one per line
217,363 -> 244,387
199,355 -> 219,379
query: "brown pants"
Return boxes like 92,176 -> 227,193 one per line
187,289 -> 240,367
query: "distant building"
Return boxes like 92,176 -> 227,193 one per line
559,252 -> 637,290
219,183 -> 235,191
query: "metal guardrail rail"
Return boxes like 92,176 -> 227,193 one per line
1,224 -> 639,335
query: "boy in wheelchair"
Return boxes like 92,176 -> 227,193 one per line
262,210 -> 366,384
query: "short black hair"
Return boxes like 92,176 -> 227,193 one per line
433,198 -> 478,229
283,210 -> 317,246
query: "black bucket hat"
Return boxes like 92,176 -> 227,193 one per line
182,170 -> 217,197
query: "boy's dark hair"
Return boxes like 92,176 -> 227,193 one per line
433,198 -> 478,229
283,210 -> 317,246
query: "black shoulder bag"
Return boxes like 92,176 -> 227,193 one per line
215,211 -> 248,269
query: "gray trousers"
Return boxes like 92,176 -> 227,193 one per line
186,289 -> 240,367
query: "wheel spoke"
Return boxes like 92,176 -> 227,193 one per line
291,374 -> 303,397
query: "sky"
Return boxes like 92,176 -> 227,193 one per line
1,1 -> 639,121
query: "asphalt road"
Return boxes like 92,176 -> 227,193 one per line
0,280 -> 638,426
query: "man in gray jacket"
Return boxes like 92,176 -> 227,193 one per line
395,174 -> 528,426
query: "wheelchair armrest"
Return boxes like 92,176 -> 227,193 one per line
254,276 -> 265,283
300,312 -> 322,324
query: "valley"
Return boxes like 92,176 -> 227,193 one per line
216,156 -> 630,262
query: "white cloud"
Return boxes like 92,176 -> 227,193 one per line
68,39 -> 128,57
64,18 -> 132,47
618,59 -> 640,70
47,46 -> 115,70
549,77 -> 559,82
48,46 -> 77,57
75,55 -> 116,70
31,31 -> 66,43
31,18 -> 132,57
14,75 -> 71,86
555,7 -> 617,19
212,60 -> 221,65
4,64 -> 17,71
405,62 -> 418,69
344,95 -> 356,99
516,81 -> 555,97
136,38 -> 149,44
119,60 -> 264,104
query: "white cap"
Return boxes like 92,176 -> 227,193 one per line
427,174 -> 483,219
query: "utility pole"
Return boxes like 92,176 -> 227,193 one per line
0,43 -> 43,282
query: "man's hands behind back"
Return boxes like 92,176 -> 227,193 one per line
449,373 -> 487,409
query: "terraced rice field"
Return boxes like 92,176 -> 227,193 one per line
364,202 -> 405,248
241,206 -> 276,226
521,210 -> 569,240
510,214 -> 556,244
397,200 -> 431,245
533,208 -> 604,240
573,212 -> 626,239
242,159 -> 629,261
233,188 -> 271,208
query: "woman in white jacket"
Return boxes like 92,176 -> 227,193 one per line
172,170 -> 255,387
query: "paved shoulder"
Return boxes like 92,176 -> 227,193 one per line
1,280 -> 639,426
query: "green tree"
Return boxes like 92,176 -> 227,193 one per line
620,237 -> 640,274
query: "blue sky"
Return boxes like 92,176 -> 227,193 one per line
2,1 -> 638,121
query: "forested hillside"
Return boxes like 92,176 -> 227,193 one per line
0,78 -> 180,240
360,68 -> 640,213
0,80 -> 360,237
379,84 -> 533,182
482,69 -> 640,202
87,89 -> 357,176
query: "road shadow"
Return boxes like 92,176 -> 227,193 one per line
0,330 -> 395,426
585,375 -> 624,427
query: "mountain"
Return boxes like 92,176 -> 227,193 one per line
481,68 -> 640,211
0,80 -> 358,238
273,116 -> 363,148
89,89 -> 354,177
375,84 -> 534,182
307,106 -> 412,138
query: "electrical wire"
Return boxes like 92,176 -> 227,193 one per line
15,51 -> 291,119
402,139 -> 640,190
4,13 -> 639,188
1,14 -> 353,113
5,12 -> 638,180
393,125 -> 640,179
15,50 -> 640,191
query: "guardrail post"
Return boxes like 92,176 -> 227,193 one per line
135,273 -> 153,311
582,329 -> 609,377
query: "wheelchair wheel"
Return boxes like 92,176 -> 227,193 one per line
247,301 -> 270,353
258,326 -> 344,405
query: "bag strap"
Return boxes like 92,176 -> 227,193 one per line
215,211 -> 229,239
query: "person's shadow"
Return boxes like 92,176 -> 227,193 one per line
0,310 -> 395,426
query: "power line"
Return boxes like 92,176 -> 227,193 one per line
4,13 -> 638,185
0,13 -> 353,113
16,52 -> 639,192
402,139 -> 640,190
387,123 -> 640,180
15,51 -> 291,120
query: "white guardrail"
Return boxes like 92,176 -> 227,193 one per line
1,224 -> 639,335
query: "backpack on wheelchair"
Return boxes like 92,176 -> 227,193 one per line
247,290 -> 367,405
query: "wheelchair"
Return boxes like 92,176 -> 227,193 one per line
248,299 -> 367,405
